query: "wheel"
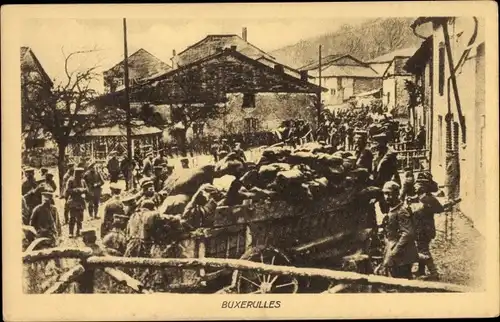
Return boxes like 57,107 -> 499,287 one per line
233,246 -> 299,294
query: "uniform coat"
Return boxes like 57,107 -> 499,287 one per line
107,157 -> 121,182
371,146 -> 401,187
100,196 -> 126,238
383,202 -> 419,267
142,157 -> 153,177
102,228 -> 127,256
22,178 -> 38,195
29,202 -> 62,244
355,148 -> 373,173
411,194 -> 444,243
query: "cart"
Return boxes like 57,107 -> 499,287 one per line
173,185 -> 379,294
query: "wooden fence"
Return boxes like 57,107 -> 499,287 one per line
23,247 -> 472,294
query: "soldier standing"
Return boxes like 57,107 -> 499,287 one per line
153,166 -> 165,193
83,161 -> 105,219
65,167 -> 88,237
353,130 -> 373,172
102,214 -> 129,256
136,179 -> 162,209
100,183 -> 126,238
153,149 -> 167,167
43,172 -> 57,193
29,191 -> 62,247
106,151 -> 121,183
142,151 -> 154,178
61,163 -> 75,225
210,139 -> 221,163
22,168 -> 38,195
370,132 -> 401,187
376,181 -> 419,279
409,172 -> 444,281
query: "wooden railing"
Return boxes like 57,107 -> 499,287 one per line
23,247 -> 472,294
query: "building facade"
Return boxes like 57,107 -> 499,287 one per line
405,17 -> 486,232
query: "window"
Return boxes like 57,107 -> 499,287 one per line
337,77 -> 343,89
330,88 -> 336,95
242,93 -> 256,108
244,118 -> 259,132
438,43 -> 445,96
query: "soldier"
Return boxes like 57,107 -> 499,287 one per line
180,158 -> 190,169
61,163 -> 75,225
210,139 -> 221,163
153,149 -> 168,167
81,229 -> 107,258
142,151 -> 154,178
232,142 -> 246,162
218,139 -> 231,159
353,130 -> 373,173
106,151 -> 121,183
22,168 -> 37,195
100,183 -> 126,238
102,214 -> 129,256
415,125 -> 426,150
83,161 -> 105,219
122,194 -> 139,217
43,172 -> 57,193
153,166 -> 165,193
408,172 -> 444,281
29,190 -> 62,247
375,181 -> 419,279
400,170 -> 416,202
22,195 -> 31,226
23,182 -> 46,220
65,167 -> 88,237
124,200 -> 157,258
136,179 -> 162,209
370,132 -> 401,187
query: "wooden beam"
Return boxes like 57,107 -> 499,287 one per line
85,256 -> 470,292
44,264 -> 85,294
23,247 -> 93,264
103,267 -> 151,293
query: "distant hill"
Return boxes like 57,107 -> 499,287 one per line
270,18 -> 423,69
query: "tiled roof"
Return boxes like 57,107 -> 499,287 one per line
79,120 -> 162,137
298,54 -> 346,71
176,34 -> 274,66
310,64 -> 380,78
368,47 -> 419,63
104,48 -> 171,80
20,46 -> 53,86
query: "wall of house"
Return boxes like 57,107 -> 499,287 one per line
430,18 -> 485,231
353,78 -> 382,96
204,92 -> 316,137
383,78 -> 396,110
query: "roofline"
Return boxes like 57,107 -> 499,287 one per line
22,47 -> 53,87
176,34 -> 275,61
300,54 -> 372,72
256,55 -> 302,74
104,48 -> 171,74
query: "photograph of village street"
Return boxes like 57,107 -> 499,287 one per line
19,13 -> 487,295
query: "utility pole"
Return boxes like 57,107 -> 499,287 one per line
123,18 -> 133,191
317,45 -> 322,126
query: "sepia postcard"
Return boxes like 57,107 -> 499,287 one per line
2,2 -> 499,320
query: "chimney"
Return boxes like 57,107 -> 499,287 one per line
274,64 -> 284,74
171,49 -> 178,69
242,27 -> 247,41
300,70 -> 308,82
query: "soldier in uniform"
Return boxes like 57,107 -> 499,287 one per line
43,172 -> 57,193
232,142 -> 246,162
83,161 -> 105,219
353,130 -> 373,173
106,151 -> 121,183
22,168 -> 37,195
136,179 -> 162,209
65,167 -> 88,237
370,132 -> 401,188
153,166 -> 165,193
408,172 -> 444,281
124,199 -> 157,258
100,183 -> 126,238
376,181 -> 419,279
29,190 -> 62,247
218,139 -> 231,159
61,163 -> 75,225
142,151 -> 154,178
102,214 -> 129,256
24,182 -> 46,221
22,195 -> 31,226
153,149 -> 168,167
210,139 -> 221,163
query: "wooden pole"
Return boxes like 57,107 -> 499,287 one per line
123,18 -> 133,190
317,45 -> 322,127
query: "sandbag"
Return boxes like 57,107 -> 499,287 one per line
159,194 -> 190,215
287,151 -> 316,166
258,164 -> 280,186
240,169 -> 259,188
215,157 -> 245,178
165,164 -> 215,197
213,175 -> 236,192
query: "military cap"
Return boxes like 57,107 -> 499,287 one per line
74,167 -> 85,173
113,214 -> 129,221
382,181 -> 401,192
109,183 -> 122,192
221,138 -> 228,142
81,229 -> 97,240
140,179 -> 154,189
24,168 -> 35,174
109,151 -> 117,156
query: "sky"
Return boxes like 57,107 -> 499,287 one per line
21,17 -> 368,93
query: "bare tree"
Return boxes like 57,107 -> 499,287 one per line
22,49 -> 123,194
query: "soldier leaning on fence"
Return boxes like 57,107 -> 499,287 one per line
61,163 -> 75,225
29,190 -> 62,247
376,181 -> 419,279
100,183 -> 126,238
102,214 -> 129,256
407,172 -> 444,281
65,167 -> 88,237
84,161 -> 105,219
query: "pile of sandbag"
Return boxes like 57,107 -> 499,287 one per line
157,142 -> 374,228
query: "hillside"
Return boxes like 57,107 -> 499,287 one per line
270,18 -> 423,69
